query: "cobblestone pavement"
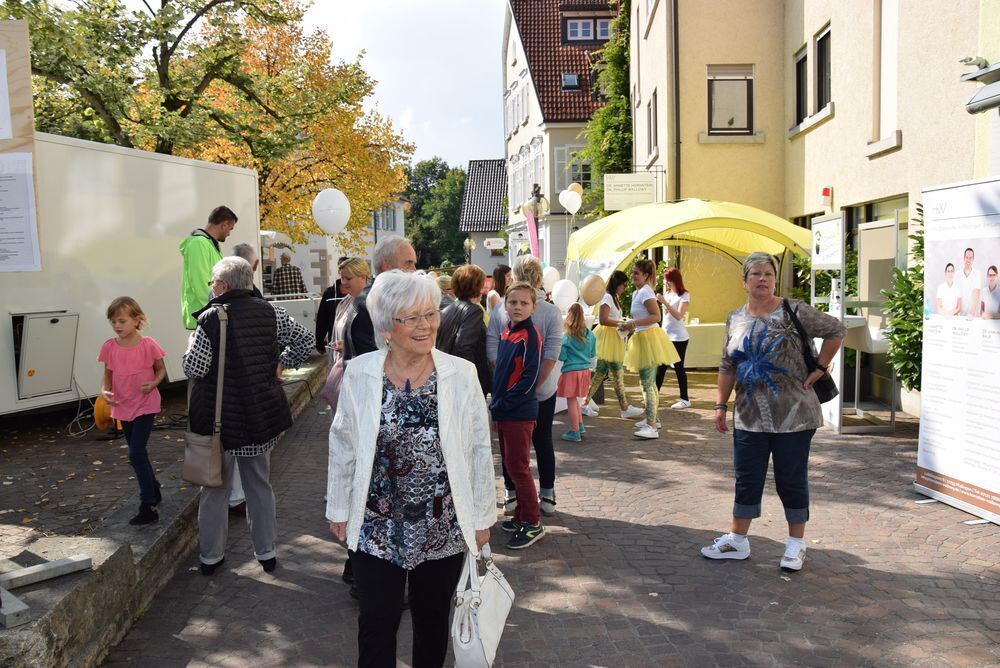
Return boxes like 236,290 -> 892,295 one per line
0,386 -> 188,559
0,362 -> 321,561
104,372 -> 1000,667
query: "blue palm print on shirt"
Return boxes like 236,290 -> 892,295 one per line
731,321 -> 788,400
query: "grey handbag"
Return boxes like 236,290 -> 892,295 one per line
183,307 -> 227,487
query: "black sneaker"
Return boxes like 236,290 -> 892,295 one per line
501,519 -> 523,533
506,523 -> 545,550
200,557 -> 225,576
259,557 -> 277,573
129,503 -> 158,526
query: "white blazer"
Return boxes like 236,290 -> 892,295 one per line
325,348 -> 496,553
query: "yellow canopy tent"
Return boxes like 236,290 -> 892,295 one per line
565,198 -> 812,282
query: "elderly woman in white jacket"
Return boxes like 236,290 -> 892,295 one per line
326,269 -> 495,668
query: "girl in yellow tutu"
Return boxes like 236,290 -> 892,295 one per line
584,271 -> 645,419
622,259 -> 680,439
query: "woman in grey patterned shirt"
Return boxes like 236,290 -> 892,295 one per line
701,252 -> 845,572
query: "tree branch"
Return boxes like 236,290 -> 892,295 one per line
166,0 -> 229,60
31,66 -> 134,148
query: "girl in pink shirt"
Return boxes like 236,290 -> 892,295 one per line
98,297 -> 166,526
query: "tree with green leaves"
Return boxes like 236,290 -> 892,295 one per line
405,161 -> 466,268
4,0 -> 305,155
5,0 -> 412,243
576,0 -> 631,217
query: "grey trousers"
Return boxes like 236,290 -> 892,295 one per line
198,450 -> 276,565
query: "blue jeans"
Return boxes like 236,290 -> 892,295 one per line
732,429 -> 815,524
122,413 -> 159,504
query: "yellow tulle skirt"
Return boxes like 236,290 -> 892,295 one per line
624,327 -> 680,372
594,325 -> 626,363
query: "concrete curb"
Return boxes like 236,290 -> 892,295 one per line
0,357 -> 328,668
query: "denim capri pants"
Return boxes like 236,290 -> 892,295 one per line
732,428 -> 816,523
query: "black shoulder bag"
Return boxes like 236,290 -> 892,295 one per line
781,298 -> 839,404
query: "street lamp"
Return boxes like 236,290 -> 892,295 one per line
463,236 -> 476,264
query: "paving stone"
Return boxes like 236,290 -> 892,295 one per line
96,371 -> 998,666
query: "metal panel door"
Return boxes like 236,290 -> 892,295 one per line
17,312 -> 79,399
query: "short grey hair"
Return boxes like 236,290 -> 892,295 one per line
373,235 -> 414,274
212,256 -> 253,291
231,243 -> 257,263
742,252 -> 779,279
512,255 -> 543,289
366,269 -> 441,348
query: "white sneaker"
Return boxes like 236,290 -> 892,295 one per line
634,425 -> 659,439
633,418 -> 661,430
670,399 -> 691,410
539,495 -> 557,516
581,405 -> 599,417
503,495 -> 517,516
780,540 -> 806,571
620,405 -> 644,419
700,533 -> 751,560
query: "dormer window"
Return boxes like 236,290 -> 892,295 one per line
597,19 -> 613,40
561,73 -> 580,90
567,19 -> 593,41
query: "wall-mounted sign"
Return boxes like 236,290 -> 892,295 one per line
811,216 -> 843,270
484,237 -> 506,250
509,230 -> 528,242
604,173 -> 656,211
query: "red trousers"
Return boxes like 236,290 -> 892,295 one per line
496,420 -> 539,525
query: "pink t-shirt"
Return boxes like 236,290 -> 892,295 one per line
97,337 -> 166,421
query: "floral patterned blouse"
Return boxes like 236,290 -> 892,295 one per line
357,372 -> 466,570
720,299 -> 846,433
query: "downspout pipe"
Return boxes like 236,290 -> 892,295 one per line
671,0 -> 680,200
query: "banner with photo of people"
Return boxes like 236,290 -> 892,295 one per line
919,177 -> 1000,524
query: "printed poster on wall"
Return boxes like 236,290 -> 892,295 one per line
918,177 -> 1000,524
0,152 -> 40,272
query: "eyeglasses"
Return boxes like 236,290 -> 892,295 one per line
392,310 -> 440,328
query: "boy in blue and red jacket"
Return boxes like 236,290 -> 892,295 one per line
490,282 -> 545,550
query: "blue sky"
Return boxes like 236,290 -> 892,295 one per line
305,0 -> 507,169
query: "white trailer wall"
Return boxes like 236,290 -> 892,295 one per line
1,132 -> 260,415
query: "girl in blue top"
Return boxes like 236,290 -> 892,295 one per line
557,303 -> 596,442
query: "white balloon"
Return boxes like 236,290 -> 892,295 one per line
551,279 -> 579,312
542,266 -> 560,292
558,189 -> 582,215
312,189 -> 352,236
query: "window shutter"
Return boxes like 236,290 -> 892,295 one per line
707,64 -> 754,80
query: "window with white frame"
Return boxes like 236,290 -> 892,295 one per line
567,19 -> 594,41
646,90 -> 658,154
561,73 -> 580,90
707,65 -> 754,135
520,84 -> 529,123
597,18 -> 612,40
554,145 -> 591,193
511,157 -> 522,212
531,141 -> 544,195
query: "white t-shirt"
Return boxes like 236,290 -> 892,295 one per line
630,285 -> 658,332
598,292 -> 626,340
957,268 -> 982,316
661,291 -> 690,341
598,292 -> 621,319
936,281 -> 961,314
982,284 -> 1000,317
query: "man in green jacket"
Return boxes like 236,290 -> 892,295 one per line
180,206 -> 238,330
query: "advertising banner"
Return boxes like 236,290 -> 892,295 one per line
918,177 -> 1000,524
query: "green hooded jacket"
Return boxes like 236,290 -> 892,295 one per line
179,230 -> 222,330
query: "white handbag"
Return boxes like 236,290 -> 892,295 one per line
451,545 -> 514,667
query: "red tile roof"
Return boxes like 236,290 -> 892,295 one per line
510,0 -> 612,123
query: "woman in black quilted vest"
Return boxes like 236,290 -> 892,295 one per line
183,256 -> 313,576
